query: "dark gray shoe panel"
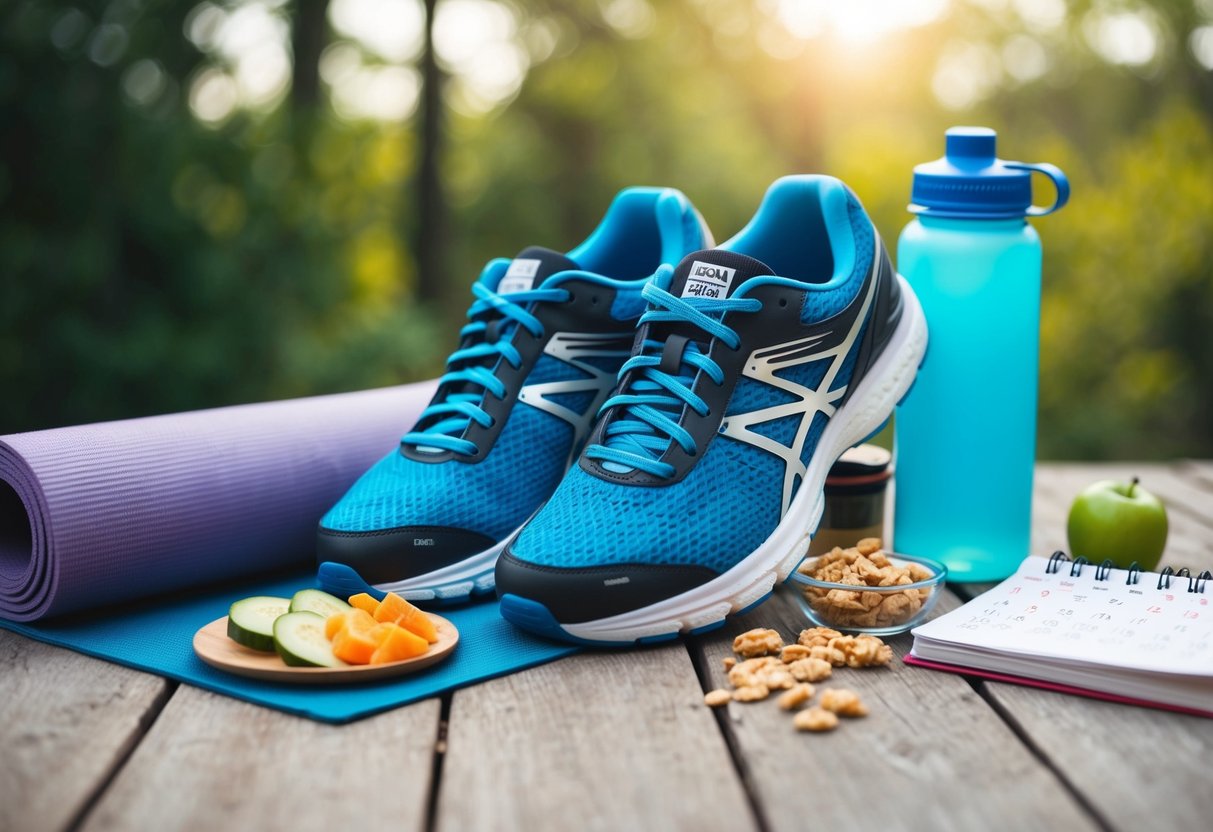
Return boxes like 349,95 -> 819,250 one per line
495,550 -> 718,623
841,243 -> 903,408
316,525 -> 496,584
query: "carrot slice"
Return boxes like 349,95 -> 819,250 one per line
328,609 -> 380,664
370,622 -> 429,664
348,593 -> 379,615
373,591 -> 439,643
324,612 -> 348,640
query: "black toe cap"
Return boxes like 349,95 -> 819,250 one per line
494,550 -> 718,624
316,525 -> 495,584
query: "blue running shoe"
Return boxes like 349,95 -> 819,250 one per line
496,175 -> 928,643
316,188 -> 713,602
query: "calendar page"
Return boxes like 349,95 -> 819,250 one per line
913,556 -> 1213,677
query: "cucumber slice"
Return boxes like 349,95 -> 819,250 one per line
289,588 -> 352,619
227,596 -> 291,652
274,611 -> 347,668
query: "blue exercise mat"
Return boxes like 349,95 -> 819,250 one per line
0,572 -> 578,723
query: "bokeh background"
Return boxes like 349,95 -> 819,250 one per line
2,0 -> 1211,458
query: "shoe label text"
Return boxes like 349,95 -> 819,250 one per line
682,260 -> 737,299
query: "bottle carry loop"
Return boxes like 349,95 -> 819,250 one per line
1006,162 -> 1071,217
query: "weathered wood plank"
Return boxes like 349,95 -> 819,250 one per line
982,682 -> 1213,832
435,646 -> 757,832
976,462 -> 1213,832
1180,459 -> 1213,488
0,631 -> 170,832
689,589 -> 1099,832
80,686 -> 441,832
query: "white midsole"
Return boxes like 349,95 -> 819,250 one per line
563,273 -> 928,641
370,521 -> 526,595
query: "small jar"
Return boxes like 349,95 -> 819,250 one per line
808,444 -> 892,556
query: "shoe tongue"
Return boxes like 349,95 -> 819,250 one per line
668,250 -> 775,300
496,246 -> 579,294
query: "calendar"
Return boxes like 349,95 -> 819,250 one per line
908,554 -> 1213,717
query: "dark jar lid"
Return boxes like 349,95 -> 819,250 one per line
825,445 -> 892,494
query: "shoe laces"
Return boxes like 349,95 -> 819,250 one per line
402,278 -> 570,456
585,274 -> 762,478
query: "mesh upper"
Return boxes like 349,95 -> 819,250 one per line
526,354 -> 592,385
511,435 -> 785,573
321,404 -> 573,540
321,338 -> 630,541
511,201 -> 883,575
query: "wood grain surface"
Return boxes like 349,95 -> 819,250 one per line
2,463 -> 1211,832
80,686 -> 441,832
434,645 -> 758,832
0,632 -> 170,832
689,589 -> 1100,832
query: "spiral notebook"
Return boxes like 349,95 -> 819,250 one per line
907,553 -> 1213,718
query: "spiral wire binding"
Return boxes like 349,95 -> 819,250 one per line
1157,566 -> 1176,591
1191,571 -> 1211,594
1047,551 -> 1069,574
1041,551 -> 1203,592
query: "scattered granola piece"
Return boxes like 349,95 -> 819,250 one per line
778,683 -> 814,710
758,667 -> 796,690
787,657 -> 833,682
797,627 -> 843,648
732,684 -> 771,703
728,656 -> 778,688
704,689 -> 733,707
780,644 -> 811,663
845,635 -> 894,668
819,687 -> 868,717
793,707 -> 839,732
722,656 -> 736,671
732,628 -> 784,658
808,644 -> 847,667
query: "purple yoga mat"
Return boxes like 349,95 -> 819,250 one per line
0,381 -> 436,621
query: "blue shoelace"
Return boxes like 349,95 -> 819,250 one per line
585,277 -> 762,478
402,279 -> 569,456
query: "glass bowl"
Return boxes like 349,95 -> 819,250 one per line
787,550 -> 947,637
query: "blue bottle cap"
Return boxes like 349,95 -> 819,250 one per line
909,126 -> 1070,219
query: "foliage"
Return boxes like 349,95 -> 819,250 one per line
1,0 -> 1211,459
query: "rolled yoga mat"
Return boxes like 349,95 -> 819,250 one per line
0,381 -> 436,622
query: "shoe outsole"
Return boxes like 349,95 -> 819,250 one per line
499,273 -> 928,645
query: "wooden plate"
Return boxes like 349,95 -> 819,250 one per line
192,613 -> 459,684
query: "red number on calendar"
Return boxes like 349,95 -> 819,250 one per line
1184,611 -> 1199,619
1147,605 -> 1162,613
1040,590 -> 1050,597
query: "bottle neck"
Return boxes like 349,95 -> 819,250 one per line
917,215 -> 1026,231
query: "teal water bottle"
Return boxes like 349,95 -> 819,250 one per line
893,127 -> 1069,582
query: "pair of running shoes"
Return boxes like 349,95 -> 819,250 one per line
315,174 -> 928,646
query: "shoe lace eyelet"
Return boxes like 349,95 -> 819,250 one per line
591,295 -> 599,305
778,298 -> 788,308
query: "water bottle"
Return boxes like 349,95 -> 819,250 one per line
893,127 -> 1070,582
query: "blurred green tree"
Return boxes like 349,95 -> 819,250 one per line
1,0 -> 1210,460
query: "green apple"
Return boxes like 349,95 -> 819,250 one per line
1066,477 -> 1168,571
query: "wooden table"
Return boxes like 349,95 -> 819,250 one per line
3,462 -> 1211,832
